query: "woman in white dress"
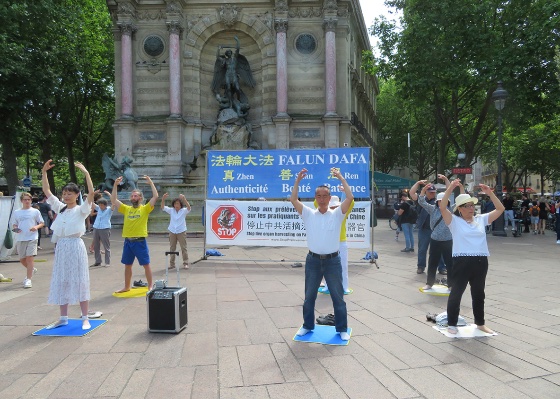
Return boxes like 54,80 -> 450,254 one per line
41,159 -> 94,330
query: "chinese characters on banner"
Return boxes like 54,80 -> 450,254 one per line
205,200 -> 371,248
207,148 -> 371,199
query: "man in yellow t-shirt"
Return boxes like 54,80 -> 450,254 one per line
111,175 -> 159,293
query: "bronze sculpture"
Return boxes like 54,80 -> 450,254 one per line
211,36 -> 255,119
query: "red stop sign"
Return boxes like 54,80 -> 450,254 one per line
211,205 -> 243,240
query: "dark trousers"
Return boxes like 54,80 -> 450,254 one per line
427,239 -> 453,286
556,214 -> 560,240
447,256 -> 488,327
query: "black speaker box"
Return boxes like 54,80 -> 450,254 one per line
147,287 -> 188,333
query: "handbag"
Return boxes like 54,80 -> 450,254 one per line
3,197 -> 15,249
3,228 -> 13,249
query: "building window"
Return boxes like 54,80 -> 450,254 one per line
295,34 -> 317,55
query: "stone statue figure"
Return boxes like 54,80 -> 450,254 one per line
101,154 -> 139,191
211,36 -> 256,119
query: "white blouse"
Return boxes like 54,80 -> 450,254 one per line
47,195 -> 91,242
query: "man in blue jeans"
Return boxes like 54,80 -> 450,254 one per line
291,167 -> 354,341
409,177 -> 449,275
397,192 -> 415,252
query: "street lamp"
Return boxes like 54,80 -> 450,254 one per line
492,81 -> 508,237
457,152 -> 466,183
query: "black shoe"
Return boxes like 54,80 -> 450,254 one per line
90,263 -> 102,268
133,280 -> 148,287
439,269 -> 447,275
316,314 -> 335,326
417,268 -> 424,274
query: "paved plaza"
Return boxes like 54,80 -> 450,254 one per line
0,222 -> 559,398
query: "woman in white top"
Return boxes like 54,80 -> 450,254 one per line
161,193 -> 191,269
439,180 -> 504,335
41,159 -> 95,330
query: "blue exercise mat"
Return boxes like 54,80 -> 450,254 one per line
33,319 -> 108,337
293,325 -> 352,346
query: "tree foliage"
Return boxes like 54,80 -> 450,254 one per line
366,0 -> 560,184
0,0 -> 114,194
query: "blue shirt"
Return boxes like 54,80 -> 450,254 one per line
93,205 -> 112,229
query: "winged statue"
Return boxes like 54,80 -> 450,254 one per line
101,154 -> 138,192
210,36 -> 256,119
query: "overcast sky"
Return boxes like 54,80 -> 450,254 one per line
358,0 -> 401,46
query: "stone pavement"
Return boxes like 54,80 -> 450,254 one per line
0,222 -> 559,399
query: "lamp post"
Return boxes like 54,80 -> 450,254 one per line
457,152 -> 466,185
492,81 -> 508,237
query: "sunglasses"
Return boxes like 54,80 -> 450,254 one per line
460,203 -> 475,208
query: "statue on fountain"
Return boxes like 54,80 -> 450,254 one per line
211,36 -> 255,121
208,36 -> 259,150
100,154 -> 138,192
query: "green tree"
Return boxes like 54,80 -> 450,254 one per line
0,0 -> 114,194
367,0 -> 560,181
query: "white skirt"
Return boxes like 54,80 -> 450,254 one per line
48,237 -> 90,305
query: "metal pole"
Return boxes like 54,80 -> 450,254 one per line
493,112 -> 507,236
407,133 -> 411,178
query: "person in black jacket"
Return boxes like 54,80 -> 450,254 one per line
397,191 -> 416,252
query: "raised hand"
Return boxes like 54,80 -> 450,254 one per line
75,162 -> 89,174
42,160 -> 55,173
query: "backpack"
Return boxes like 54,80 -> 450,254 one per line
531,206 -> 539,217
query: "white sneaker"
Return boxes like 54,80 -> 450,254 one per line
556,240 -> 560,244
33,267 -> 37,275
23,278 -> 32,288
339,331 -> 350,341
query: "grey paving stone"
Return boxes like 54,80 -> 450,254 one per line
217,300 -> 268,320
10,338 -> 82,374
249,280 -> 291,293
257,290 -> 305,308
145,366 -> 195,398
450,339 -> 551,379
220,385 -> 270,398
266,381 -> 320,399
321,354 -> 395,398
118,368 -> 155,399
136,333 -> 187,369
436,362 -> 532,398
0,374 -> 43,399
270,342 -> 308,382
180,332 -> 218,366
246,317 -> 284,344
188,293 -> 217,312
218,319 -> 252,347
22,354 -> 86,399
299,358 -> 348,399
352,335 -> 409,370
94,352 -> 142,397
237,344 -> 284,386
266,306 -> 303,329
218,346 -> 243,388
191,365 -> 218,399
396,366 -> 478,398
49,353 -> 125,398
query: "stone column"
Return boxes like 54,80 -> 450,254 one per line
275,19 -> 289,117
323,18 -> 338,116
119,23 -> 136,118
167,21 -> 183,118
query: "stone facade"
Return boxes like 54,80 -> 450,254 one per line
106,0 -> 378,185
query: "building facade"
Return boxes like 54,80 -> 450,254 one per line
106,0 -> 378,183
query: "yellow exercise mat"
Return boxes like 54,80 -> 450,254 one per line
419,284 -> 450,296
112,287 -> 148,298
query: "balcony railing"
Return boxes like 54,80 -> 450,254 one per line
351,112 -> 375,148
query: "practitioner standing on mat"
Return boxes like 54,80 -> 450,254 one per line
111,175 -> 159,293
439,180 -> 504,335
42,159 -> 95,330
291,167 -> 354,341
